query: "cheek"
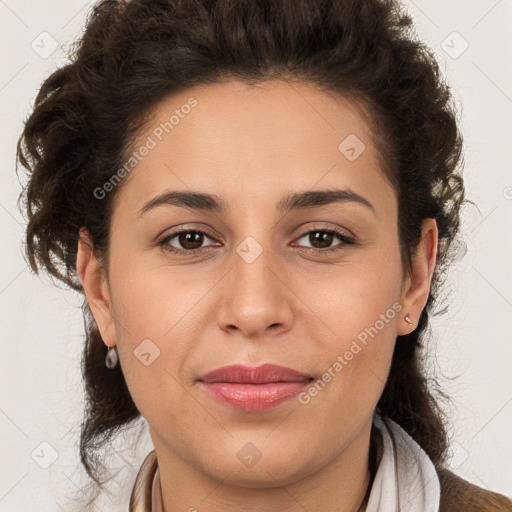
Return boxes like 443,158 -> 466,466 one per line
294,245 -> 402,414
303,281 -> 399,402
296,280 -> 400,441
296,239 -> 403,344
105,256 -> 208,412
108,247 -> 213,340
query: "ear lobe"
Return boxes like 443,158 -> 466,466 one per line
397,218 -> 438,335
76,227 -> 116,348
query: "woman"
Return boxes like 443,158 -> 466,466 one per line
16,0 -> 512,510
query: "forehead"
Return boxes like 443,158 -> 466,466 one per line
114,79 -> 395,217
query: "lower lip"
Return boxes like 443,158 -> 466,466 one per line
199,381 -> 311,412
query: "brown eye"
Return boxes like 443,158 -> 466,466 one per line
295,228 -> 354,252
159,229 -> 218,253
176,231 -> 205,250
307,231 -> 335,249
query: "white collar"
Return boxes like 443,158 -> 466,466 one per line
366,415 -> 440,512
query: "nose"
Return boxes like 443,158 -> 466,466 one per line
216,243 -> 293,340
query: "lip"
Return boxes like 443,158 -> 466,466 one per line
199,364 -> 313,384
197,364 -> 313,412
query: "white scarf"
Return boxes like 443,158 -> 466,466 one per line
365,415 -> 440,512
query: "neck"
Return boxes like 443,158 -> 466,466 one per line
152,418 -> 378,512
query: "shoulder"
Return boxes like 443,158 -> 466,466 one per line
437,467 -> 512,512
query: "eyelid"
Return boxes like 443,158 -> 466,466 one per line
294,223 -> 354,240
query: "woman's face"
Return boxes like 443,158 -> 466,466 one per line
78,80 -> 435,487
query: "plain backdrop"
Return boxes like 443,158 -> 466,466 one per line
1,0 -> 511,510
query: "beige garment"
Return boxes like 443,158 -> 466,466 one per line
129,450 -> 162,512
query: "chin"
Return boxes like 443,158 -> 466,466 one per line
214,465 -> 306,489
201,447 -> 312,488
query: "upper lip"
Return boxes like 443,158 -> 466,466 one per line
198,364 -> 313,384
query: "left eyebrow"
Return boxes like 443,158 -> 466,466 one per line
137,187 -> 375,218
276,188 -> 375,215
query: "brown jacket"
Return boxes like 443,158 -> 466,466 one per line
437,467 -> 512,512
130,450 -> 512,511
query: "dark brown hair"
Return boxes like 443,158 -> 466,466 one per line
17,0 -> 465,499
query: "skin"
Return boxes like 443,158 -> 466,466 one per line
76,80 -> 437,512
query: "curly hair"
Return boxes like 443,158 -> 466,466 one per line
16,0 -> 465,497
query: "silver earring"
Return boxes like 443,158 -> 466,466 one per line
404,314 -> 413,326
105,345 -> 118,369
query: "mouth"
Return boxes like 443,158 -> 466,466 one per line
198,363 -> 313,384
197,364 -> 314,412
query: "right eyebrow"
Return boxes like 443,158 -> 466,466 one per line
138,191 -> 228,218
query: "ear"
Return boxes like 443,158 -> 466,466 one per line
397,218 -> 438,335
76,227 -> 116,348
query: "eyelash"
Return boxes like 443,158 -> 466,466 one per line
158,226 -> 355,255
